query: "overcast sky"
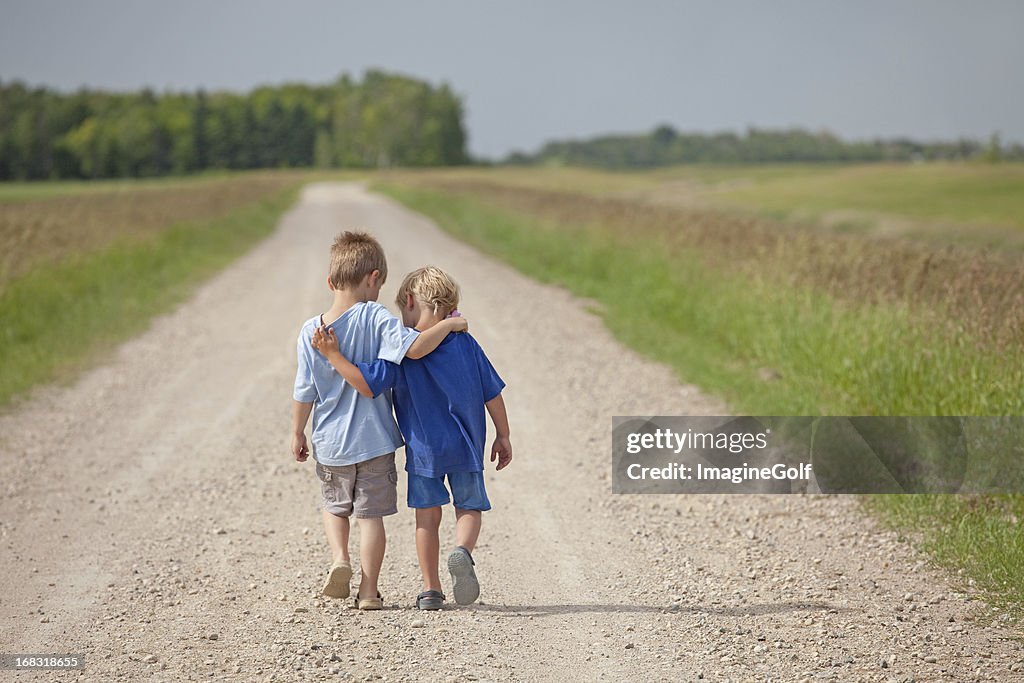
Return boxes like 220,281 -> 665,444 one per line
2,0 -> 1022,158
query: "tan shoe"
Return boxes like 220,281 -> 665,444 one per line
354,592 -> 384,610
321,562 -> 352,599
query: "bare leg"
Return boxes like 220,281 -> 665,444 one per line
356,516 -> 386,599
321,510 -> 350,565
454,509 -> 481,553
415,507 -> 444,592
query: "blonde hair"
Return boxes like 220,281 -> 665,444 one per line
395,266 -> 460,317
329,231 -> 388,289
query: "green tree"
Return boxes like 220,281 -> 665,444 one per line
0,72 -> 470,179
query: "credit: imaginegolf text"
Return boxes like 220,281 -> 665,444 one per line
612,415 -> 1024,495
625,460 -> 813,485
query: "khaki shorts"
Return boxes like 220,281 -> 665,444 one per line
315,453 -> 399,518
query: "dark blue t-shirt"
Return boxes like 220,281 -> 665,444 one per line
358,332 -> 505,478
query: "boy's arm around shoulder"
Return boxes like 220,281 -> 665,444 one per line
312,326 -> 402,399
311,326 -> 374,398
369,302 -> 466,361
405,316 -> 469,359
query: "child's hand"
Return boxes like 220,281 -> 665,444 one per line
446,316 -> 469,334
490,436 -> 512,470
292,432 -> 309,462
311,326 -> 340,357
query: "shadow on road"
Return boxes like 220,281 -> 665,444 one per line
473,601 -> 851,617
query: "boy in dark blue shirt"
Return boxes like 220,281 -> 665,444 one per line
311,266 -> 512,610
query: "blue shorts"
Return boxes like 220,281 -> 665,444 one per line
407,471 -> 491,511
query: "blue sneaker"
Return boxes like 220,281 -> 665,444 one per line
447,546 -> 480,605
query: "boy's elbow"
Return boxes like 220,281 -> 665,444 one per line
359,387 -> 375,399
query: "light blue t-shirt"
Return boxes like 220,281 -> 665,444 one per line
293,302 -> 420,466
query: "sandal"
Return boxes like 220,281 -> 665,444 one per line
416,590 -> 445,611
354,591 -> 384,610
321,561 -> 352,599
447,546 -> 480,606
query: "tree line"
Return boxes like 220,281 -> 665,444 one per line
506,125 -> 1024,167
0,70 -> 468,180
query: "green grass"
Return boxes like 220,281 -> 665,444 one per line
0,168 -> 351,203
866,495 -> 1024,611
0,172 -> 244,203
378,182 -> 1024,614
0,185 -> 300,406
713,163 -> 1024,228
400,163 -> 1024,246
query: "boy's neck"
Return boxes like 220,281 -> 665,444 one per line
323,288 -> 366,323
414,310 -> 447,331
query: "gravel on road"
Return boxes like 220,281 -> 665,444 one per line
0,183 -> 1020,682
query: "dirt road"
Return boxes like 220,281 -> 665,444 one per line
1,183 -> 1020,682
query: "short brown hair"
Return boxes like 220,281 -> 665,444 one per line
329,231 -> 387,289
395,266 -> 460,317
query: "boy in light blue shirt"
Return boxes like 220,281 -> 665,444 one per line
291,233 -> 466,609
312,266 -> 512,611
